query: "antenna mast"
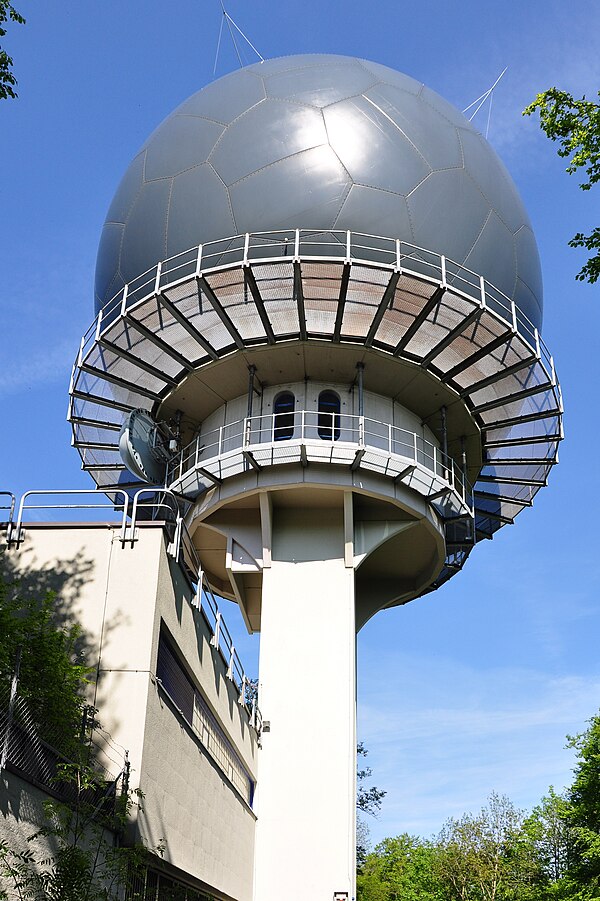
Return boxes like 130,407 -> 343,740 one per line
463,67 -> 507,138
214,1 -> 264,75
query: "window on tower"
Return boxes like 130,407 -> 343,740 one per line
318,390 -> 341,441
273,391 -> 295,441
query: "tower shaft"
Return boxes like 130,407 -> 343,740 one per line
254,505 -> 356,900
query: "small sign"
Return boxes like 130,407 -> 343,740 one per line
333,893 -> 348,900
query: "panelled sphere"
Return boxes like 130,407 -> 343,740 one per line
95,54 -> 543,329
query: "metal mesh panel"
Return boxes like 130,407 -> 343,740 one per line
252,261 -> 295,284
304,299 -> 338,334
486,440 -> 558,462
70,398 -> 124,426
80,447 -> 125,469
301,261 -> 344,279
156,637 -> 253,805
478,391 -> 560,425
0,685 -> 123,806
402,291 -> 474,357
475,359 -> 548,400
267,300 -> 300,335
75,371 -> 150,410
162,281 -> 199,305
479,462 -> 550,483
227,302 -> 267,341
73,423 -> 119,447
84,345 -> 166,394
345,280 -> 384,311
183,291 -> 235,351
374,278 -> 433,347
485,417 -> 561,444
475,482 -> 535,503
348,264 -> 390,288
302,278 -> 343,302
132,298 -> 208,364
454,337 -> 535,393
433,315 -> 509,375
102,320 -> 183,380
341,300 -> 379,338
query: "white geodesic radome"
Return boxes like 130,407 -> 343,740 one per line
70,55 -> 561,599
95,54 -> 543,330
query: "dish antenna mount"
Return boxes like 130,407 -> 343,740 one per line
119,409 -> 177,485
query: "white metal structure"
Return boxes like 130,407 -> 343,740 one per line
65,227 -> 562,900
70,229 -> 561,551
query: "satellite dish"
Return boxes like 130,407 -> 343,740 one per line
119,409 -> 175,484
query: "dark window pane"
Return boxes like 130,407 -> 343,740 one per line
274,392 -> 295,441
318,391 -> 340,441
156,639 -> 194,723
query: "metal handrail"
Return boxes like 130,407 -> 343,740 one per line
10,489 -> 130,545
127,488 -> 260,726
91,228 -> 552,369
0,492 -> 15,523
168,410 -> 472,507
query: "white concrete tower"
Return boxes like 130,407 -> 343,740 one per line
69,56 -> 562,901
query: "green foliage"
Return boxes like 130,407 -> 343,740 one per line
0,567 -> 90,760
357,742 -> 387,870
0,0 -> 24,100
0,564 -> 162,899
357,742 -> 386,816
524,89 -> 600,283
523,787 -> 575,883
0,761 -> 153,900
357,710 -> 600,900
436,793 -> 542,901
564,712 -> 600,893
357,834 -> 443,901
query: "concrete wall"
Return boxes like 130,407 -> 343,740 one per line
199,381 -> 439,449
254,505 -> 356,901
1,524 -> 257,901
0,769 -> 116,900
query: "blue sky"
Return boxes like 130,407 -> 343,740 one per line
1,0 -> 599,847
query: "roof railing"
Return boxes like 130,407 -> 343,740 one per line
90,229 -> 551,370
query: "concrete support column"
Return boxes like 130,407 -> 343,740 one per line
253,505 -> 356,901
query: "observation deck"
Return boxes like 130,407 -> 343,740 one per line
167,409 -> 472,521
69,229 -> 562,582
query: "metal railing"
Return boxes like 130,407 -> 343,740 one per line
167,409 -> 472,509
0,491 -> 15,523
89,228 -> 553,374
0,682 -> 126,808
7,488 -> 130,546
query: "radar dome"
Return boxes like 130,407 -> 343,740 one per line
95,54 -> 542,328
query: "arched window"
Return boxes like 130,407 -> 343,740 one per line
273,392 -> 295,441
318,390 -> 341,441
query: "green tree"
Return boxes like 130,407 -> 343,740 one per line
523,787 -> 575,885
0,568 -> 89,760
0,565 -> 160,899
357,742 -> 387,816
0,0 -> 24,100
524,89 -> 600,284
435,793 -> 539,901
357,834 -> 444,901
564,712 -> 600,895
0,762 -> 152,901
357,742 -> 387,870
